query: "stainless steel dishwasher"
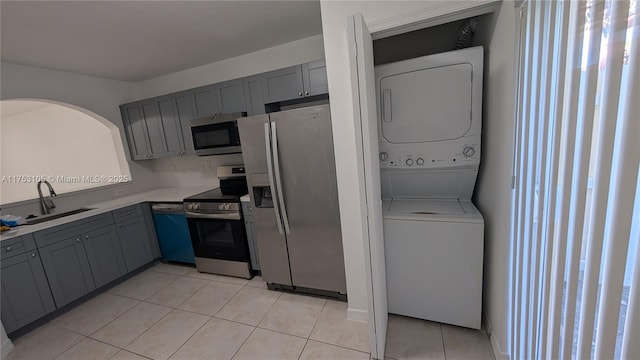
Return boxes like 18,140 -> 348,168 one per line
150,203 -> 195,265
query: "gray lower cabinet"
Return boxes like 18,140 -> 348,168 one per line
1,245 -> 56,333
116,215 -> 154,272
83,225 -> 127,288
39,235 -> 96,308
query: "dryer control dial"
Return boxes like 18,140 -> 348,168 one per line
463,147 -> 476,157
406,158 -> 414,166
416,158 -> 425,165
379,152 -> 389,161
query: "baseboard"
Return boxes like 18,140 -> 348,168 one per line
490,333 -> 510,360
483,312 -> 509,360
347,307 -> 369,323
1,337 -> 14,359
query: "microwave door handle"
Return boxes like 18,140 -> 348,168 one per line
265,122 -> 285,235
270,122 -> 291,235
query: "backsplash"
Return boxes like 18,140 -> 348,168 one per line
148,153 -> 244,188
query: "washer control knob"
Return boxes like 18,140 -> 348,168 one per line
405,158 -> 414,166
463,147 -> 476,157
416,158 -> 425,165
379,152 -> 389,161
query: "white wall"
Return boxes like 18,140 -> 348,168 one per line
0,103 -> 128,204
320,0 -> 502,320
0,61 -> 157,215
135,35 -> 325,99
474,2 -> 516,358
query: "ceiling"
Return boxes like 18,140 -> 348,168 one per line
0,1 -> 322,82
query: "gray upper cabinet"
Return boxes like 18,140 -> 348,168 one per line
157,96 -> 187,157
193,85 -> 219,118
83,225 -> 127,288
302,60 -> 329,96
121,102 -> 149,161
243,75 -> 266,116
1,236 -> 56,334
114,206 -> 154,272
262,65 -> 305,104
172,90 -> 196,155
39,235 -> 96,308
139,99 -> 170,158
217,79 -> 246,114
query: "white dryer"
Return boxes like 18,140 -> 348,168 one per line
376,47 -> 485,329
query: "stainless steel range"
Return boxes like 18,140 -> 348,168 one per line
184,165 -> 251,279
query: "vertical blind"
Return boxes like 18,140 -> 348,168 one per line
511,1 -> 639,359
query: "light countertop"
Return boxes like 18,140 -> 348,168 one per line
240,194 -> 251,202
0,187 -> 212,241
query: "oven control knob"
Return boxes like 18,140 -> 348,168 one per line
463,146 -> 476,157
379,152 -> 389,161
405,158 -> 414,166
416,158 -> 425,165
193,203 -> 200,210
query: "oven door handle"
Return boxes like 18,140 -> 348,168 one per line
185,212 -> 242,220
265,122 -> 285,235
271,121 -> 291,235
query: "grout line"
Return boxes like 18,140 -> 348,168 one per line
230,326 -> 258,360
297,339 -> 309,360
164,314 -> 212,360
308,338 -> 371,355
441,323 -> 448,360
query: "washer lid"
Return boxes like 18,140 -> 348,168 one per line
389,199 -> 466,215
379,63 -> 473,144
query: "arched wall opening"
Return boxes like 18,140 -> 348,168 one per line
0,99 -> 132,205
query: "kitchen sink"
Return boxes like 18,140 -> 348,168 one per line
24,208 -> 95,225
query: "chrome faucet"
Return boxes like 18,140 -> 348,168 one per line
37,180 -> 57,214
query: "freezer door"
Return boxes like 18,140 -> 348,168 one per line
237,114 -> 270,175
238,114 -> 293,286
270,105 -> 347,293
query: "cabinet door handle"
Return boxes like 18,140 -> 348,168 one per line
126,211 -> 132,215
84,235 -> 89,239
305,91 -> 309,96
31,252 -> 37,258
298,92 -> 303,96
76,238 -> 81,242
5,246 -> 12,252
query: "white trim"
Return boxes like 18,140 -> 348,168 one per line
347,307 -> 369,323
491,332 -> 510,360
369,1 -> 500,39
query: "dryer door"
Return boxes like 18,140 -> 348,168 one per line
380,63 -> 473,143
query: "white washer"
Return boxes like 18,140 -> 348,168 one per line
383,199 -> 484,329
376,47 -> 485,329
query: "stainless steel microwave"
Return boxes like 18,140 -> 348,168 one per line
189,112 -> 246,156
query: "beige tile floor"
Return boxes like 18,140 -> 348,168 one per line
4,262 -> 494,360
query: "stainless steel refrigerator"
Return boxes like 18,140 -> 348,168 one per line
238,104 -> 346,297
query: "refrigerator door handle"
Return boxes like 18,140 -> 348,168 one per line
264,122 -> 285,235
270,122 -> 291,235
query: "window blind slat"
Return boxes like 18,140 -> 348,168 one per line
560,2 -> 605,358
538,2 -> 570,359
524,2 -> 547,358
594,3 -> 640,355
515,3 -> 538,357
511,5 -> 529,357
546,1 -> 587,357
576,1 -> 631,358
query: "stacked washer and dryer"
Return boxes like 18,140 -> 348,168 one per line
376,46 -> 485,329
